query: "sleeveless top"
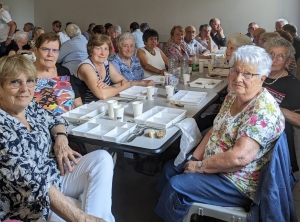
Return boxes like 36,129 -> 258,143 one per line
77,58 -> 111,103
140,47 -> 165,78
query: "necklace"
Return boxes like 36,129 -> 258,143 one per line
144,47 -> 155,55
264,70 -> 284,85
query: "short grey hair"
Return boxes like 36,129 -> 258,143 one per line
229,45 -> 272,77
227,33 -> 253,48
14,31 -> 29,41
199,24 -> 211,32
264,36 -> 296,59
276,18 -> 289,25
117,32 -> 135,48
65,23 -> 81,38
24,22 -> 34,30
283,24 -> 297,34
110,25 -> 122,34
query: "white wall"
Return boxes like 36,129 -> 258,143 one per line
1,0 -> 34,30
5,0 -> 300,42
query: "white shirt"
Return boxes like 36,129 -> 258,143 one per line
57,31 -> 70,44
184,39 -> 207,55
132,29 -> 144,54
0,8 -> 12,42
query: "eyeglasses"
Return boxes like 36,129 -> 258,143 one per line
230,68 -> 260,79
9,79 -> 36,89
268,51 -> 288,62
39,47 -> 60,54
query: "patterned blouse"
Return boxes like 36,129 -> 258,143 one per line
109,53 -> 144,81
162,38 -> 191,61
0,101 -> 68,221
204,88 -> 285,200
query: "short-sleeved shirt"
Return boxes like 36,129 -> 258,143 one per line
184,38 -> 207,55
0,101 -> 68,221
195,35 -> 218,51
210,32 -> 226,47
204,88 -> 285,200
162,38 -> 191,61
109,53 -> 144,81
34,64 -> 80,115
0,8 -> 12,42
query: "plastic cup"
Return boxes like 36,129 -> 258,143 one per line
113,105 -> 124,122
188,67 -> 192,74
107,100 -> 118,118
199,61 -> 204,73
221,57 -> 226,66
183,74 -> 190,85
208,63 -> 214,73
132,101 -> 143,117
146,86 -> 155,100
211,54 -> 216,60
165,85 -> 174,99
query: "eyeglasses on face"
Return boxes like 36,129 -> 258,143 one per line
268,51 -> 288,62
229,68 -> 260,80
39,47 -> 60,54
9,78 -> 36,89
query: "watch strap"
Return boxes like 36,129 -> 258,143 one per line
53,132 -> 67,141
187,155 -> 198,161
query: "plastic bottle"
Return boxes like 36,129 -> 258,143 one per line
180,54 -> 189,78
168,51 -> 177,75
192,44 -> 199,72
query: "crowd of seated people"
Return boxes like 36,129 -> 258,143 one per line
1,15 -> 300,222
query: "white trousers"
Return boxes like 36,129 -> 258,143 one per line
47,150 -> 115,222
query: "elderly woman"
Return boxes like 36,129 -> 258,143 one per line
136,29 -> 168,77
109,25 -> 122,53
258,32 -> 280,48
195,24 -> 218,52
4,31 -> 31,56
57,23 -> 88,76
163,25 -> 191,60
28,26 -> 45,48
34,32 -> 82,115
226,33 -> 253,60
263,36 -> 300,172
155,45 -> 285,221
0,55 -> 114,222
109,32 -> 155,85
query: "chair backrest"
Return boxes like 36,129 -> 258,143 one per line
297,57 -> 300,76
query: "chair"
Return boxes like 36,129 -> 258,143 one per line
297,57 -> 300,76
182,133 -> 298,222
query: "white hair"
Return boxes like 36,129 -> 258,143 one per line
14,31 -> 29,42
110,25 -> 122,34
229,45 -> 272,77
117,32 -> 135,47
227,33 -> 253,48
65,23 -> 81,38
276,18 -> 289,25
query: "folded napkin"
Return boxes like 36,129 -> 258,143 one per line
174,118 -> 202,166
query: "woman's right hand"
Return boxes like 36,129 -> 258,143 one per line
96,79 -> 109,89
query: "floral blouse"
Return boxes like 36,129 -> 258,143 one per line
0,101 -> 68,221
162,38 -> 191,61
204,88 -> 285,200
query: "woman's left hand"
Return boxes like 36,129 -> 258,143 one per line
143,80 -> 155,86
53,136 -> 82,176
183,160 -> 202,173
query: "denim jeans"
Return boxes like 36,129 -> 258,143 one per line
0,41 -> 7,57
155,159 -> 252,222
48,150 -> 115,222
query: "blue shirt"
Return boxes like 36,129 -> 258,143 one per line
184,38 -> 207,55
109,53 -> 144,81
57,34 -> 88,75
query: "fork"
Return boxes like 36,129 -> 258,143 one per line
126,127 -> 146,142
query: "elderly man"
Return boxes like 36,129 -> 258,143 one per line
52,20 -> 70,44
283,24 -> 300,61
253,28 -> 266,46
0,3 -> 16,57
196,24 -> 218,52
209,18 -> 226,47
83,22 -> 96,40
275,18 -> 289,31
57,23 -> 88,75
184,26 -> 209,55
246,22 -> 259,42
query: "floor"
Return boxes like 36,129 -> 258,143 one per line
86,127 -> 300,222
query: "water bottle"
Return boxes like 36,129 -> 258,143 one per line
168,51 -> 177,75
180,54 -> 189,79
192,44 -> 199,72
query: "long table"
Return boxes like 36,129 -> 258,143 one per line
68,88 -> 219,155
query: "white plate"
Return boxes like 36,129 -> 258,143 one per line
72,122 -> 99,137
102,127 -> 129,142
134,106 -> 165,125
189,78 -> 223,89
85,125 -> 115,140
169,90 -> 207,106
119,86 -> 158,99
144,76 -> 165,84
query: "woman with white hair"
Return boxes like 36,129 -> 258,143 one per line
225,33 -> 253,60
4,31 -> 31,56
57,23 -> 88,75
155,45 -> 285,221
109,32 -> 155,85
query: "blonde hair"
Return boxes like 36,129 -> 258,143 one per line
170,25 -> 185,37
0,55 -> 37,86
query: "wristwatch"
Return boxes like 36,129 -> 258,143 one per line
198,161 -> 205,173
186,154 -> 198,161
7,36 -> 12,39
53,132 -> 67,141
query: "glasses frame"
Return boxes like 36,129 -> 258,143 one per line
268,51 -> 288,62
39,47 -> 60,54
9,79 -> 36,89
229,68 -> 260,80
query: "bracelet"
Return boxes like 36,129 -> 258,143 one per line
53,132 -> 67,141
